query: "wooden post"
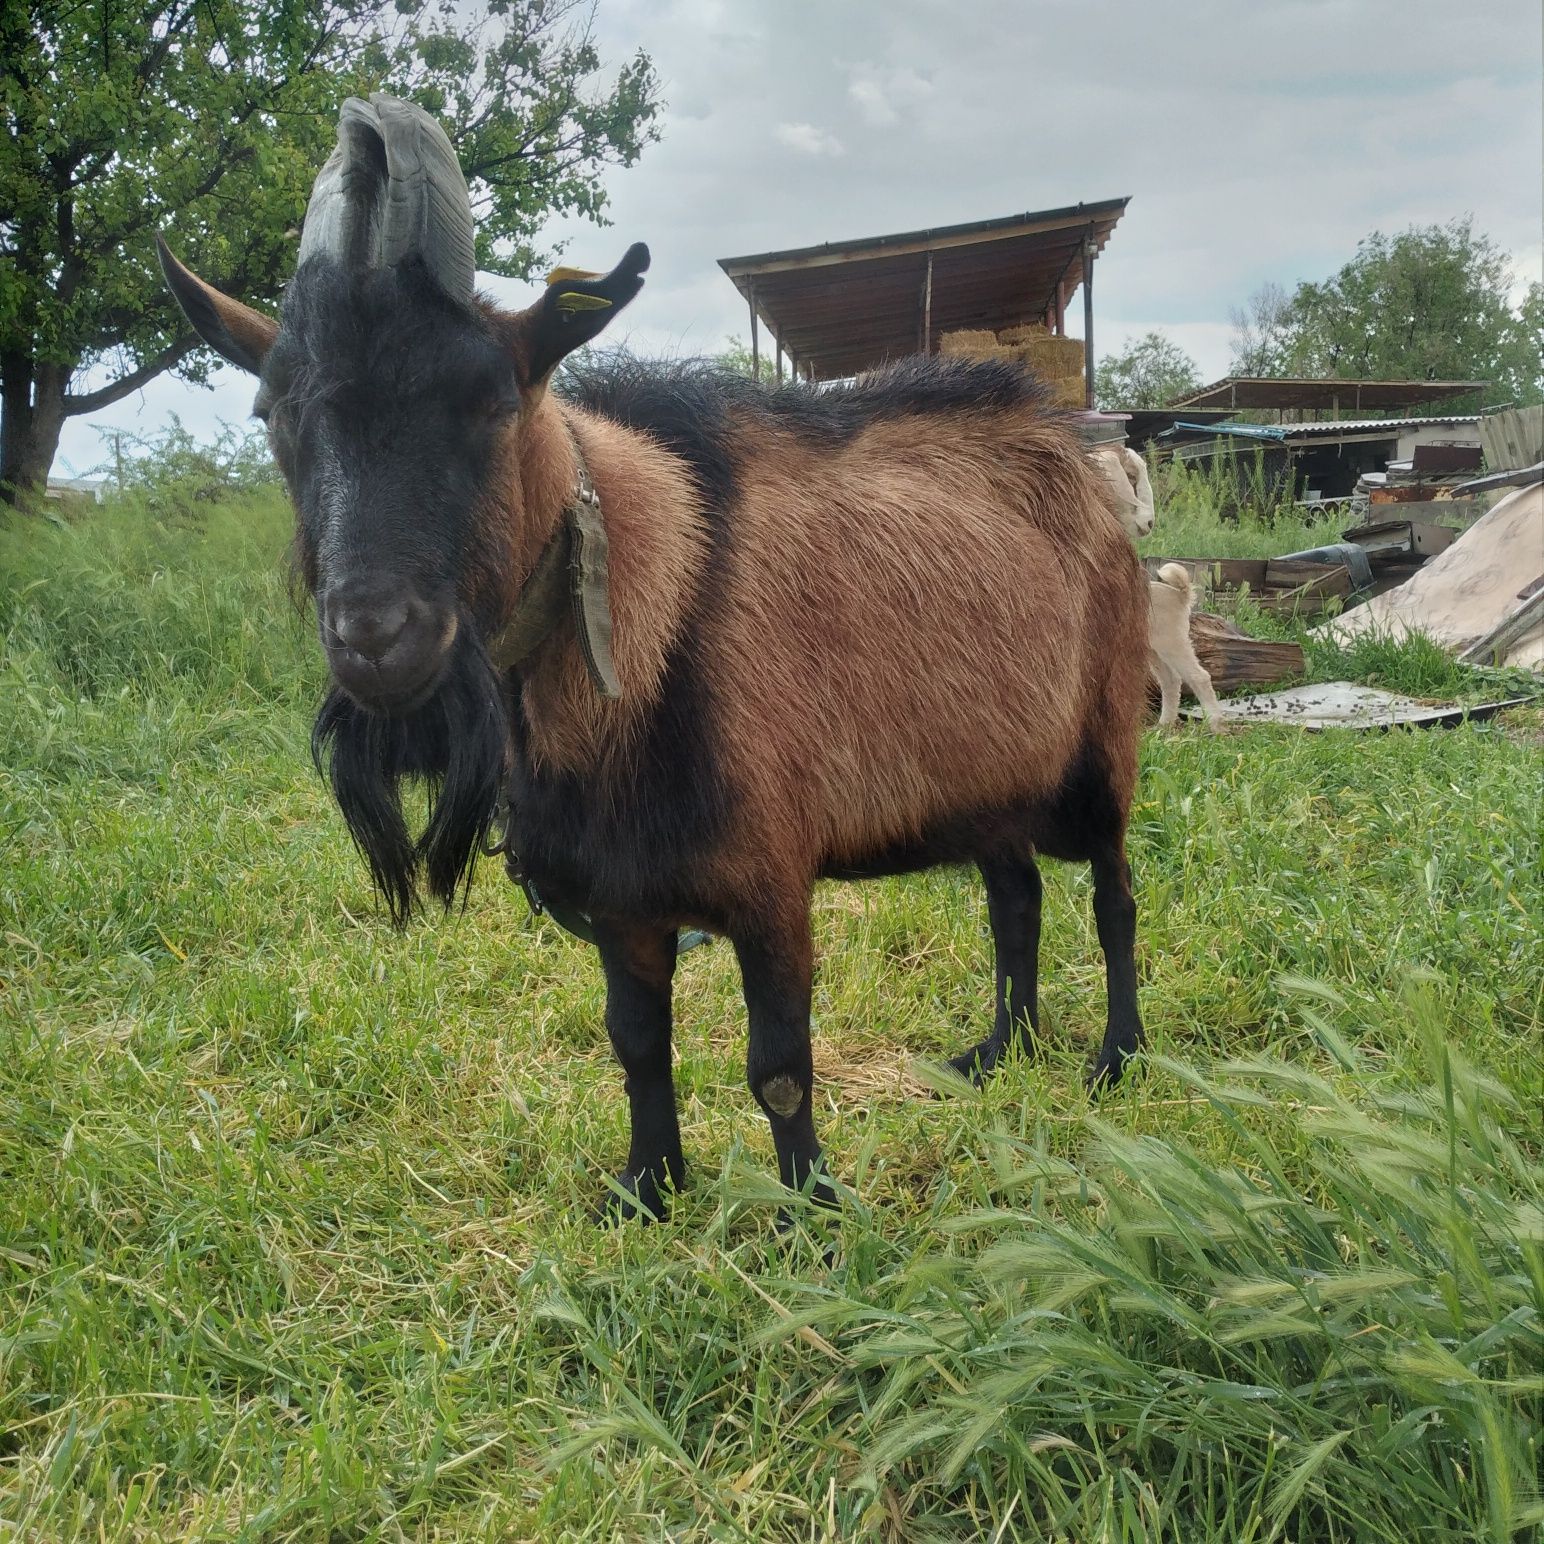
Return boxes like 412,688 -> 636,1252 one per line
748,282 -> 759,377
776,342 -> 784,383
922,250 -> 934,355
1081,230 -> 1095,409
1053,285 -> 1065,337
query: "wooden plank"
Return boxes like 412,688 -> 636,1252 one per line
1457,584 -> 1544,665
1265,558 -> 1348,590
1480,406 -> 1543,472
1353,498 -> 1485,526
1145,557 -> 1267,591
1450,464 -> 1543,496
1257,568 -> 1351,618
1411,443 -> 1481,474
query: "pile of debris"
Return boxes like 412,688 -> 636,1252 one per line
1152,405 -> 1544,718
1319,407 -> 1544,670
938,324 -> 1084,406
1317,479 -> 1544,669
1354,439 -> 1484,507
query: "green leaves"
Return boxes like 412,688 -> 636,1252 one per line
1094,331 -> 1203,411
1227,220 -> 1541,407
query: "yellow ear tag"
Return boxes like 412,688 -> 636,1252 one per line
554,291 -> 613,312
546,264 -> 605,285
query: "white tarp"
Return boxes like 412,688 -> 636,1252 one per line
1189,682 -> 1530,730
1317,482 -> 1544,669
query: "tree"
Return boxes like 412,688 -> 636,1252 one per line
0,1 -> 662,503
1227,281 -> 1293,378
1093,331 -> 1201,410
716,335 -> 778,383
1227,221 -> 1542,406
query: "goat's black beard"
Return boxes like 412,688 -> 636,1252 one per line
311,627 -> 510,927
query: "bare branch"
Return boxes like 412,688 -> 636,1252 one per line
62,336 -> 198,415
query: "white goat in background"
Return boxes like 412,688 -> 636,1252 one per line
1091,446 -> 1223,731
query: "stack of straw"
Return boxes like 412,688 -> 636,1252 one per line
937,322 -> 1085,406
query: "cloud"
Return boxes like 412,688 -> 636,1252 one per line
848,63 -> 932,128
774,120 -> 844,157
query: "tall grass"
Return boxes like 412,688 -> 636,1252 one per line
0,486 -> 1539,1540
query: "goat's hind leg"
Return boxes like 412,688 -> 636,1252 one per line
948,850 -> 1042,1085
593,920 -> 685,1222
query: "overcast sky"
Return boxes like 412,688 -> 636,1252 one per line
57,0 -> 1543,476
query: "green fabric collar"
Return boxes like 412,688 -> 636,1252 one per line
486,425 -> 621,698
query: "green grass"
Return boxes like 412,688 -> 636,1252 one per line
1,490 -> 1540,1541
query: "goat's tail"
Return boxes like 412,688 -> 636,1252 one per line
1154,562 -> 1194,607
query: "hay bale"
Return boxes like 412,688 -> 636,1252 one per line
1045,375 -> 1086,408
938,329 -> 1000,358
1011,335 -> 1086,377
997,322 -> 1050,346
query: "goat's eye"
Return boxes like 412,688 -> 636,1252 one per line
488,396 -> 520,424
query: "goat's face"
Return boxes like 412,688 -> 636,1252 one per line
156,95 -> 646,719
259,258 -> 516,714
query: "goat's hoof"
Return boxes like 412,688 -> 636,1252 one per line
942,1037 -> 1005,1091
1086,1048 -> 1136,1093
775,1173 -> 841,1237
595,1165 -> 677,1225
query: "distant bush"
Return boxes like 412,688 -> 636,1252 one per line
1149,446 -> 1300,531
93,415 -> 279,524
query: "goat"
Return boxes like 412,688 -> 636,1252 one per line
1091,446 -> 1223,731
158,94 -> 1151,1219
1148,564 -> 1224,729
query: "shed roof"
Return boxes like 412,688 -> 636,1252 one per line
1168,377 -> 1487,411
1160,413 -> 1482,447
718,199 -> 1128,382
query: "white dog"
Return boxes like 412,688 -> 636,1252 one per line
1090,446 -> 1223,731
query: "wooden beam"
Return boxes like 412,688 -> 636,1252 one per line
749,280 -> 759,377
922,250 -> 933,355
1082,229 -> 1095,409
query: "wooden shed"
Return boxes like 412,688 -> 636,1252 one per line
718,198 -> 1128,404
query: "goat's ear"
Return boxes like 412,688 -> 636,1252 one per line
156,236 -> 278,376
513,242 -> 649,389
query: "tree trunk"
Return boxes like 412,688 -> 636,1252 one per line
1,356 -> 70,506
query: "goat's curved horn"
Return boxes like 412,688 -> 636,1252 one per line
298,92 -> 475,304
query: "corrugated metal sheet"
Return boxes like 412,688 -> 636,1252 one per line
1276,415 -> 1480,439
1169,377 -> 1486,411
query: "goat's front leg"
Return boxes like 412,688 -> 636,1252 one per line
731,904 -> 839,1213
593,919 -> 683,1222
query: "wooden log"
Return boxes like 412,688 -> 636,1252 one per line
1188,612 -> 1305,695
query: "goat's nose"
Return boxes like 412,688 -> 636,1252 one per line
325,592 -> 411,663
